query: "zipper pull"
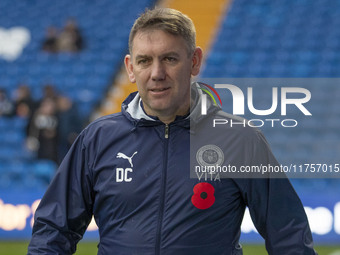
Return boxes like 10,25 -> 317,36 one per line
165,124 -> 169,139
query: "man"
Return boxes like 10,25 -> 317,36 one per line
28,8 -> 317,255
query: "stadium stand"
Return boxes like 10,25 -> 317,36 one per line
200,0 -> 340,194
0,0 -> 156,190
202,0 -> 340,78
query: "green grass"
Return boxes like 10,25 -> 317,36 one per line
1,241 -> 340,255
242,244 -> 340,255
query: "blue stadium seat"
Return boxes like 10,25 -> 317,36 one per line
0,131 -> 25,146
1,0 -> 339,195
201,0 -> 340,183
31,160 -> 57,186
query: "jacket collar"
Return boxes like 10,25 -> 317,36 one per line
124,92 -> 155,122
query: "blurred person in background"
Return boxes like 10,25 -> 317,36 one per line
41,26 -> 59,53
13,84 -> 37,119
56,95 -> 82,164
41,84 -> 59,102
0,88 -> 14,117
41,18 -> 84,53
26,97 -> 59,163
57,18 -> 84,52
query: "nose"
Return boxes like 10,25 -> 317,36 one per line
151,61 -> 166,81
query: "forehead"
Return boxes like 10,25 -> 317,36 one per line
131,29 -> 188,56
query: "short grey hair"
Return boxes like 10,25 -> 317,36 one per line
128,8 -> 196,56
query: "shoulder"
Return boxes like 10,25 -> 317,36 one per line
79,112 -> 133,144
86,112 -> 130,130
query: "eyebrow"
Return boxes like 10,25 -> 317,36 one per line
135,55 -> 151,61
134,52 -> 181,61
160,52 -> 181,58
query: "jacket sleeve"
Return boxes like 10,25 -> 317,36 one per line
242,131 -> 318,255
27,131 -> 94,255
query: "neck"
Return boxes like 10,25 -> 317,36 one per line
158,115 -> 176,124
143,105 -> 190,124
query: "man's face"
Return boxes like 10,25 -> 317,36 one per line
125,29 -> 202,123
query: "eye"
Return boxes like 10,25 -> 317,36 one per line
164,56 -> 177,63
137,58 -> 149,65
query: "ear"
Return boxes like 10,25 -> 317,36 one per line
124,54 -> 136,83
191,47 -> 203,76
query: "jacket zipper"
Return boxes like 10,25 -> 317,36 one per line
164,124 -> 169,139
155,124 -> 169,254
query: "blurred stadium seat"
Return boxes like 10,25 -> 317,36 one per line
200,0 -> 340,195
0,0 -> 157,191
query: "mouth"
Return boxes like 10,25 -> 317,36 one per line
150,87 -> 170,92
149,87 -> 171,97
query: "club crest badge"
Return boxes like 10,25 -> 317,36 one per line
196,145 -> 224,167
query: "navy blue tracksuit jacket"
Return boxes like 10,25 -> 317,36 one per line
28,83 -> 317,254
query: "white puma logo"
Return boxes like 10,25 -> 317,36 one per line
116,151 -> 138,167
